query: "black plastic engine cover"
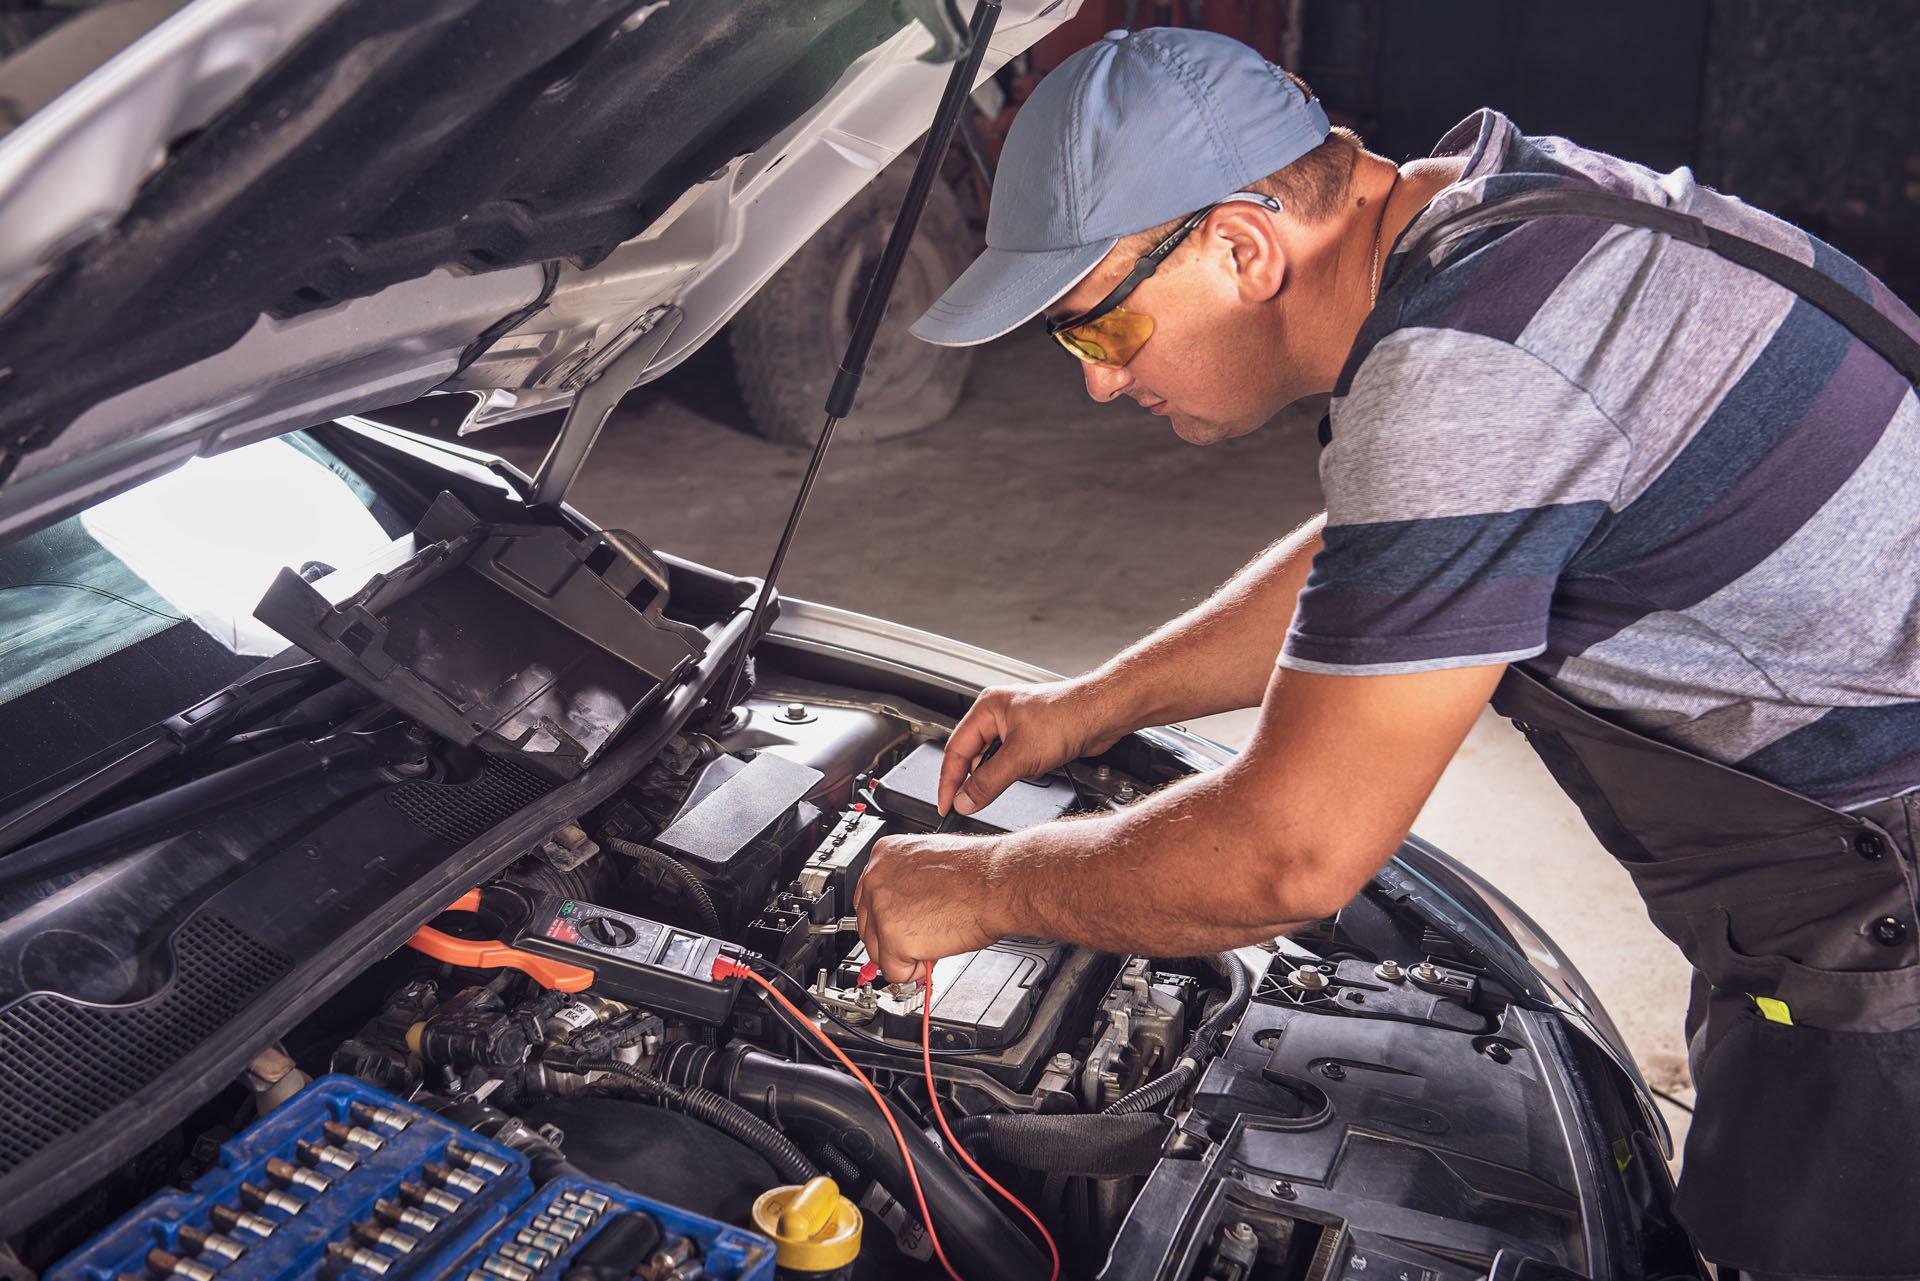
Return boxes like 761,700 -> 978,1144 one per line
1103,999 -> 1594,1280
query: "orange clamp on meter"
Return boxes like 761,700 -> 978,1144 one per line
405,887 -> 596,992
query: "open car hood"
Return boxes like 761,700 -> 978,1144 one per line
0,0 -> 1072,542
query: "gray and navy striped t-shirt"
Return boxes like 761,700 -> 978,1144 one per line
1279,110 -> 1920,810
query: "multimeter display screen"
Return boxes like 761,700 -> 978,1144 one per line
658,931 -> 698,972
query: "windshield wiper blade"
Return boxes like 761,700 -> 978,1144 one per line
0,656 -> 331,858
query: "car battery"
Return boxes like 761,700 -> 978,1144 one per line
49,1076 -> 774,1281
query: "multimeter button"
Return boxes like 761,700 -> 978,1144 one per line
579,916 -> 638,947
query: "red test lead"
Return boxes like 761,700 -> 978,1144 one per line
921,972 -> 1061,1281
711,955 -> 966,1281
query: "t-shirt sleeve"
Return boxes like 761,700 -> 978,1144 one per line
1281,328 -> 1629,675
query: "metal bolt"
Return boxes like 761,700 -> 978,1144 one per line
1114,782 -> 1139,803
1049,1053 -> 1075,1071
775,702 -> 815,723
1269,1180 -> 1297,1200
1320,1062 -> 1346,1081
1287,967 -> 1328,991
1227,1221 -> 1257,1245
1410,962 -> 1442,984
1484,1042 -> 1514,1064
1374,960 -> 1404,982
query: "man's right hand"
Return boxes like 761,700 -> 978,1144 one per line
938,678 -> 1130,817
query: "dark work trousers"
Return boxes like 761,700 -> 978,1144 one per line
1492,669 -> 1920,1279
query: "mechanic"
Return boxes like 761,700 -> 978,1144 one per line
851,26 -> 1920,1281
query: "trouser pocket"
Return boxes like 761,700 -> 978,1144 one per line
1676,1009 -> 1920,1277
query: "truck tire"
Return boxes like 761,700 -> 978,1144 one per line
730,161 -> 976,446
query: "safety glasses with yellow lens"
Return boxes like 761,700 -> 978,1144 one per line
1046,191 -> 1282,368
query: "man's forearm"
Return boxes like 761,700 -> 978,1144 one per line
1090,513 -> 1325,733
980,763 -> 1340,956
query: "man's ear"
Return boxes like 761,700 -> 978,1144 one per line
1212,205 -> 1286,303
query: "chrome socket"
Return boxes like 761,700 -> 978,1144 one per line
323,1242 -> 391,1277
266,1156 -> 331,1195
447,1142 -> 509,1178
491,1243 -> 548,1270
176,1227 -> 245,1263
297,1140 -> 360,1175
208,1205 -> 277,1241
349,1101 -> 412,1133
398,1180 -> 464,1216
558,1188 -> 612,1214
349,1222 -> 419,1256
321,1121 -> 387,1153
238,1181 -> 305,1219
513,1229 -> 570,1256
374,1198 -> 441,1235
146,1250 -> 218,1281
478,1254 -> 534,1281
424,1162 -> 486,1197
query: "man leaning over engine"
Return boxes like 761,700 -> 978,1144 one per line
852,27 -> 1920,1280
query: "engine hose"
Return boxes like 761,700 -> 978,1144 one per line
968,1112 -> 1171,1177
602,837 -> 721,934
1103,952 -> 1250,1116
545,1056 -> 816,1185
1192,949 -> 1253,1053
671,1047 -> 1049,1281
811,1140 -> 865,1188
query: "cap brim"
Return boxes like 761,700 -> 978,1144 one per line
910,238 -> 1116,347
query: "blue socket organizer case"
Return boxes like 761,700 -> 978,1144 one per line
49,1076 -> 774,1281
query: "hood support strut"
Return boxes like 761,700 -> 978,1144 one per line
706,0 -> 1003,723
527,304 -> 684,513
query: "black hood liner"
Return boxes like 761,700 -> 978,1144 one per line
0,0 -> 908,484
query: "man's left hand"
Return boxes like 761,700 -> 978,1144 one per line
854,832 -> 1005,984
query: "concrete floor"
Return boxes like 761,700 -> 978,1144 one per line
444,328 -> 1698,1158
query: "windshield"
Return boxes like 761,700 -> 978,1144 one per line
0,433 -> 408,811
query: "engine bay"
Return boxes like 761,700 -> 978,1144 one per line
7,659 -> 1688,1281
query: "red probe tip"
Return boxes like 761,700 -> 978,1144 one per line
857,960 -> 879,986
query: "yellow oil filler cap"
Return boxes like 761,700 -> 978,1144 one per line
751,1176 -> 862,1275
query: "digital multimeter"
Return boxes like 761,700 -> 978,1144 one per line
510,893 -> 741,1023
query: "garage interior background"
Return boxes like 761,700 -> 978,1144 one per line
381,0 -> 1920,1174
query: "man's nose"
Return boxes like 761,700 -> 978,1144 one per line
1082,361 -> 1132,403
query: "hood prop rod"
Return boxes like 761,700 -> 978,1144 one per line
705,0 -> 1002,725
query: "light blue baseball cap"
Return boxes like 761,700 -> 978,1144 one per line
911,27 -> 1330,347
